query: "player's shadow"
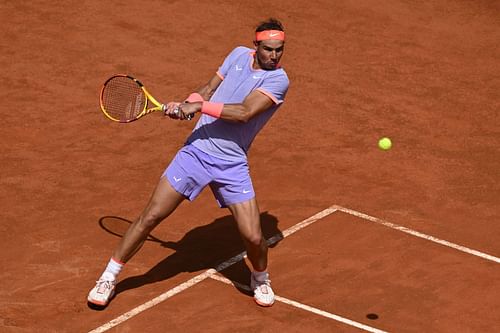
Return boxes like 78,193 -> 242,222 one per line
95,211 -> 282,304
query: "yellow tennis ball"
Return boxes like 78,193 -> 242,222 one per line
378,137 -> 392,150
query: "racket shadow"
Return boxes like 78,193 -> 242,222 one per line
98,212 -> 283,298
98,216 -> 175,248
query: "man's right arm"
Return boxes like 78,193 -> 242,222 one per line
195,74 -> 223,101
165,74 -> 222,119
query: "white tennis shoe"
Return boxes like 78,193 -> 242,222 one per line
250,272 -> 275,307
88,272 -> 116,306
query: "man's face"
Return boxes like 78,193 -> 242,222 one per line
254,39 -> 285,70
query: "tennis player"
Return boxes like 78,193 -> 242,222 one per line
88,18 -> 289,308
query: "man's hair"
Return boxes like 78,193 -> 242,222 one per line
255,18 -> 284,32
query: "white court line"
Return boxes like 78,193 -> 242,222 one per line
88,205 -> 339,333
89,204 -> 498,332
210,274 -> 388,333
88,269 -> 217,333
333,205 -> 500,264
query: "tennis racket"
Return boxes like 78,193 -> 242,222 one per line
99,74 -> 193,123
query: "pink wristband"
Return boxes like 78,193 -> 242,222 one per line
201,101 -> 224,118
185,92 -> 204,103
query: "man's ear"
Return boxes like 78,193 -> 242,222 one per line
253,40 -> 259,49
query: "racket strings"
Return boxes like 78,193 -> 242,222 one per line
101,76 -> 146,121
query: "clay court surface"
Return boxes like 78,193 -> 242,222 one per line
1,0 -> 499,332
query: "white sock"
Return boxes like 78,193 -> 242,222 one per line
101,257 -> 124,279
252,270 -> 269,282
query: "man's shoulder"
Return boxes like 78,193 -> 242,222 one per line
227,46 -> 253,58
232,46 -> 253,53
264,68 -> 289,84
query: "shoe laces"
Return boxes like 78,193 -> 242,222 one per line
255,279 -> 272,296
96,278 -> 114,293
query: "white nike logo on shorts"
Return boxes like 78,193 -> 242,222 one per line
242,189 -> 251,194
173,176 -> 182,182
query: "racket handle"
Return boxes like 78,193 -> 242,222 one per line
162,104 -> 193,120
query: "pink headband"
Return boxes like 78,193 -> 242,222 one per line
255,30 -> 285,41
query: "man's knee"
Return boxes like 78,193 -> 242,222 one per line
243,232 -> 265,247
137,210 -> 163,231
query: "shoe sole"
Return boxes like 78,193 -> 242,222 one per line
254,297 -> 275,307
87,290 -> 115,306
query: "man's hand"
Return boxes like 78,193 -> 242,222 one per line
179,102 -> 202,120
164,102 -> 182,119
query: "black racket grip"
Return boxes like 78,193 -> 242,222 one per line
175,105 -> 193,120
164,105 -> 194,120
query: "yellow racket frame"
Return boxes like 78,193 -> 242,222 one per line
99,75 -> 166,123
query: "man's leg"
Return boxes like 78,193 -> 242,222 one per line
228,198 -> 275,307
113,177 -> 185,262
88,177 -> 185,306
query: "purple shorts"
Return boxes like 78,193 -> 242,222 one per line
162,145 -> 255,208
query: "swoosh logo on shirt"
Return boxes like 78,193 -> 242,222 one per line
235,65 -> 243,71
253,75 -> 262,79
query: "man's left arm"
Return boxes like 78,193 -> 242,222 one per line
180,73 -> 288,122
180,90 -> 275,123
